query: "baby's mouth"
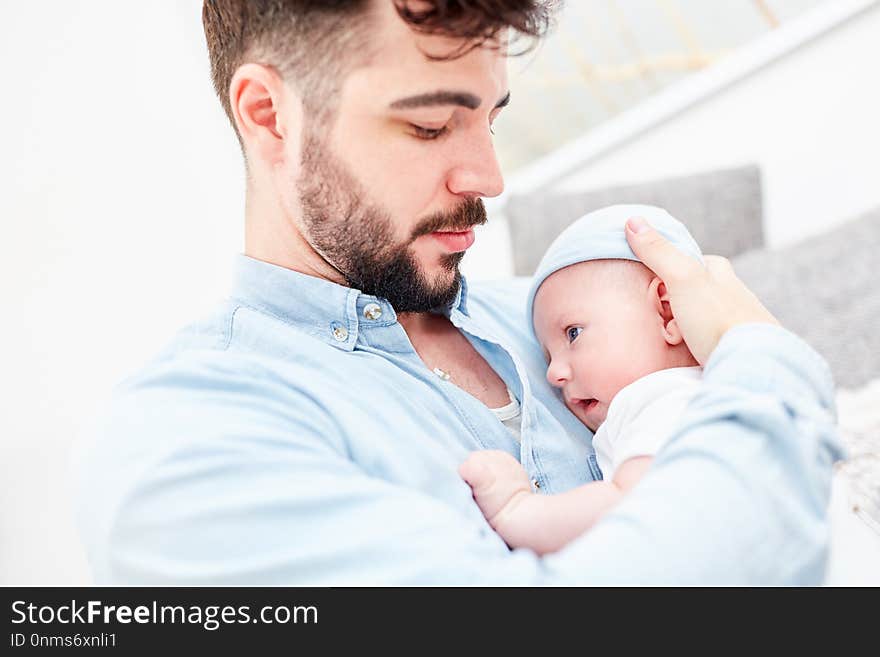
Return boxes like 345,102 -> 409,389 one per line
570,397 -> 599,413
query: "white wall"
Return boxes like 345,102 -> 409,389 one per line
1,1 -> 244,584
495,0 -> 880,249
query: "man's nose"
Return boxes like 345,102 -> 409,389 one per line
445,130 -> 504,199
546,358 -> 571,387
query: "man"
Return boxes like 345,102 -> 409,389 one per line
75,0 -> 840,584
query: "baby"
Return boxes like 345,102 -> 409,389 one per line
460,205 -> 705,555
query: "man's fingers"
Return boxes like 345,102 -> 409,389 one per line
703,254 -> 735,277
625,217 -> 700,283
625,218 -> 779,362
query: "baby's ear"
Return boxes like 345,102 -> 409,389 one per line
648,276 -> 684,346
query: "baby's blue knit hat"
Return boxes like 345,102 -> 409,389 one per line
525,204 -> 704,335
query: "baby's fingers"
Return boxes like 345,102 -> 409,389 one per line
459,451 -> 532,525
458,455 -> 494,493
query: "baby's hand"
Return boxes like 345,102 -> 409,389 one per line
459,450 -> 534,530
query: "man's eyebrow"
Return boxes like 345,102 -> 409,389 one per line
389,91 -> 480,110
389,90 -> 511,111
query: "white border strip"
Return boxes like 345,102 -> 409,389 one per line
489,0 -> 880,208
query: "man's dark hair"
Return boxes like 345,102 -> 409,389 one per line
202,0 -> 558,138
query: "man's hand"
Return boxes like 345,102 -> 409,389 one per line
459,450 -> 534,531
626,216 -> 779,364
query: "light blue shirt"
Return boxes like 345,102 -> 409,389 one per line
75,254 -> 841,584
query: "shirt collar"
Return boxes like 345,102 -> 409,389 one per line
230,254 -> 470,351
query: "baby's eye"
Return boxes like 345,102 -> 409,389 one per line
566,326 -> 583,343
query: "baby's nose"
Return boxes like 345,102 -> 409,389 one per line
545,359 -> 570,387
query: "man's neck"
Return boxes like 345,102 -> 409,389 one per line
398,309 -> 512,408
243,183 -> 346,284
397,311 -> 447,336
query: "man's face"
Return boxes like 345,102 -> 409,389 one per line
284,3 -> 509,311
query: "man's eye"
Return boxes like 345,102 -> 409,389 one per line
411,125 -> 448,140
566,326 -> 583,343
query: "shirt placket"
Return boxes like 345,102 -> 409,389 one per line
450,312 -> 550,494
351,298 -> 515,453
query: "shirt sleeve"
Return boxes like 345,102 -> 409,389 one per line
543,323 -> 842,584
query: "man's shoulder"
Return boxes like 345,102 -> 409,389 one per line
125,298 -> 333,384
464,277 -> 533,338
465,277 -> 531,313
76,301 -> 345,534
104,299 -> 344,443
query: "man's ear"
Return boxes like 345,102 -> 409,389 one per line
647,276 -> 684,346
229,63 -> 302,170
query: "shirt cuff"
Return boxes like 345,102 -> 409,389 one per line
703,323 -> 837,420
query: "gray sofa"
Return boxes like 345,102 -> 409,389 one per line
506,165 -> 765,275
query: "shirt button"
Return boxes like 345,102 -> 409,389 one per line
363,303 -> 382,321
532,479 -> 541,490
332,325 -> 348,341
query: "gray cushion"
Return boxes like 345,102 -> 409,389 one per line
505,164 -> 764,275
732,207 -> 880,389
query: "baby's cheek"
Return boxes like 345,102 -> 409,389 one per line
608,336 -> 665,394
600,366 -> 637,403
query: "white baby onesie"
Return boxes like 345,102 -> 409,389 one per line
592,366 -> 703,480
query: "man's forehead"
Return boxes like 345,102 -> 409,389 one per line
360,1 -> 509,104
344,59 -> 509,115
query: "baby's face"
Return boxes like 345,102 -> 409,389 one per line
533,260 -> 678,432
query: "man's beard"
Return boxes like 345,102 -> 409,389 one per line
296,132 -> 487,313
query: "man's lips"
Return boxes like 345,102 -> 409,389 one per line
430,228 -> 475,252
